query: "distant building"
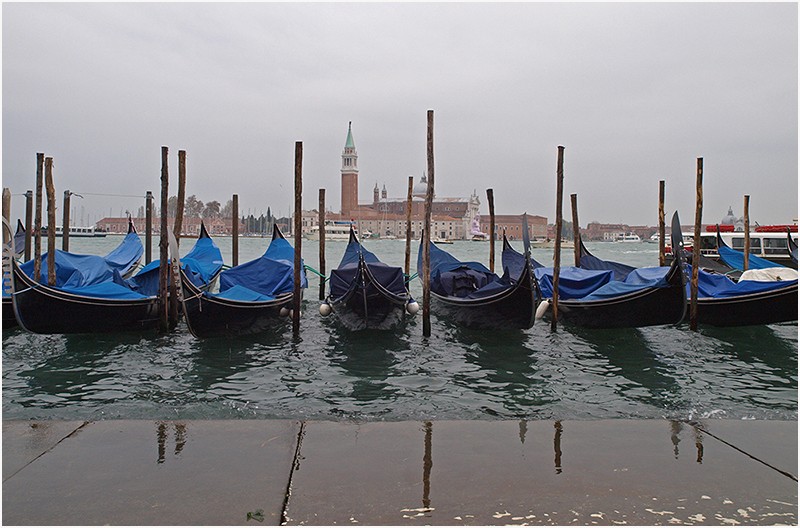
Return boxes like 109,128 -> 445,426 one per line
96,216 -> 244,236
480,214 -> 547,241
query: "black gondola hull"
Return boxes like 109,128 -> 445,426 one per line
180,270 -> 293,338
694,284 -> 798,327
3,297 -> 18,329
10,260 -> 159,334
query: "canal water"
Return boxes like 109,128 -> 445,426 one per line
2,235 -> 797,422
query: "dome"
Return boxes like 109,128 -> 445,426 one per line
412,174 -> 428,197
721,206 -> 737,225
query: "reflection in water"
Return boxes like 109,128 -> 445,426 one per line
670,420 -> 682,459
422,421 -> 432,509
156,421 -> 187,464
669,420 -> 704,463
700,324 -> 798,375
554,421 -> 563,474
519,420 -> 527,445
693,424 -> 704,464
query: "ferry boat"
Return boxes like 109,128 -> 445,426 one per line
668,224 -> 798,269
41,225 -> 107,237
305,222 -> 359,241
615,232 -> 642,243
530,238 -> 575,249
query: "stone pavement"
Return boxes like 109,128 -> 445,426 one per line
2,419 -> 797,525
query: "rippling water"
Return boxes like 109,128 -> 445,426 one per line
2,236 -> 797,422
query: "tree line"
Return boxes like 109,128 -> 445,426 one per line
135,195 -> 278,233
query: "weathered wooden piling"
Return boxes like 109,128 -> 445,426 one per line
62,191 -> 71,251
571,193 -> 580,267
33,153 -> 44,282
24,190 -> 32,261
318,188 -> 326,300
145,191 -> 153,264
551,146 -> 565,332
232,194 -> 239,267
45,157 -> 56,286
689,157 -> 703,332
422,110 -> 435,338
658,180 -> 666,267
404,176 -> 413,277
159,147 -> 170,333
293,141 -> 303,337
743,195 -> 750,271
2,188 -> 10,246
174,150 -> 187,247
487,188 -> 495,273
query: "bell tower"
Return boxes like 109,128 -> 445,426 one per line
341,122 -> 359,217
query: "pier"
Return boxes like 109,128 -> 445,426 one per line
3,419 -> 796,525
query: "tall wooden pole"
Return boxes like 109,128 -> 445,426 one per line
232,194 -> 239,267
45,157 -> 56,286
33,153 -> 44,282
174,150 -> 187,247
2,188 -> 10,247
145,191 -> 153,264
570,193 -> 580,267
487,188 -> 495,273
62,191 -> 71,251
292,141 -> 303,337
689,157 -> 703,332
422,110 -> 435,338
404,176 -> 413,277
159,146 -> 170,333
24,190 -> 32,261
658,180 -> 666,266
318,188 -> 326,300
743,195 -> 750,271
551,146 -> 565,331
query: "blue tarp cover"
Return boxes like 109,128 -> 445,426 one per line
534,267 -> 614,300
60,280 -> 152,300
103,231 -> 144,275
212,232 -> 306,302
19,250 -> 118,288
688,265 -> 796,298
579,250 -> 636,281
717,244 -> 783,271
129,235 -> 224,295
575,266 -> 671,301
330,238 -> 405,300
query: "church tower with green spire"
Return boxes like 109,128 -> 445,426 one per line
341,122 -> 359,217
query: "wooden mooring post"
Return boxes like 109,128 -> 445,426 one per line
174,150 -> 187,248
2,188 -> 10,246
158,146 -> 170,333
318,188 -> 326,300
658,180 -> 666,266
24,190 -> 33,261
33,153 -> 44,282
292,141 -> 303,338
743,195 -> 750,271
487,188 -> 495,273
551,146 -> 565,332
45,157 -> 56,286
62,191 -> 71,251
404,176 -> 413,277
689,157 -> 703,332
232,194 -> 239,267
422,110 -> 435,338
571,193 -> 580,267
145,191 -> 153,264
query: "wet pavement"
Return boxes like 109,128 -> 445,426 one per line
2,419 -> 797,525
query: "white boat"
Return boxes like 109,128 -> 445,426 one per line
530,238 -> 575,249
615,232 -> 642,242
305,222 -> 359,241
667,225 -> 798,269
41,225 -> 107,237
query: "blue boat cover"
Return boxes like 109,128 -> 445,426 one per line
574,266 -> 672,301
213,234 -> 307,302
19,250 -> 119,288
103,231 -> 144,276
330,237 -> 405,300
129,234 -> 224,295
419,239 -> 515,300
59,279 -> 152,300
578,241 -> 636,281
688,264 -> 796,298
534,267 -> 614,300
717,244 -> 783,271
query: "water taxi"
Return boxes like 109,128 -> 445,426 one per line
306,222 -> 359,241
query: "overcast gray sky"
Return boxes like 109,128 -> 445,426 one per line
3,2 -> 797,227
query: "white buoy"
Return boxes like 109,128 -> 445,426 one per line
280,307 -> 290,317
406,300 -> 420,315
289,309 -> 300,319
319,303 -> 332,316
535,299 -> 550,320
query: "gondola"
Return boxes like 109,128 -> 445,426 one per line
10,222 -> 221,334
674,225 -> 798,327
320,227 -> 415,331
417,230 -> 538,330
715,225 -> 785,271
2,220 -> 26,329
4,217 -> 144,330
536,212 -> 687,329
180,224 -> 306,338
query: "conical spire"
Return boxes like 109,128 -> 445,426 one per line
345,121 -> 355,149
